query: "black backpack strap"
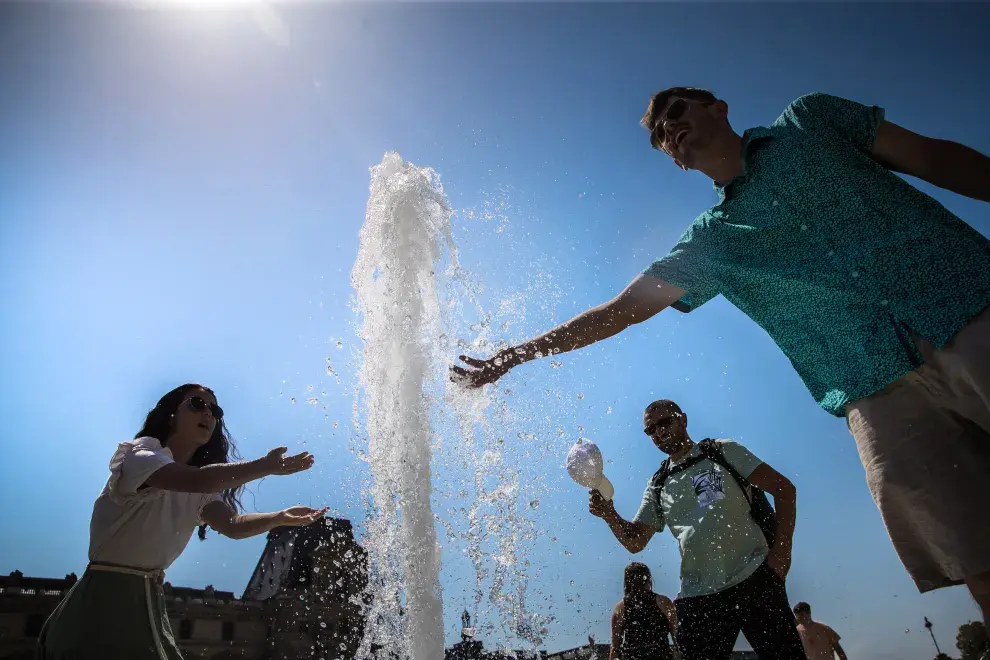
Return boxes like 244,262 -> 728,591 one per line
698,438 -> 753,502
651,459 -> 671,489
650,450 -> 708,509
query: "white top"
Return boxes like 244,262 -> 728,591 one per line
88,437 -> 220,571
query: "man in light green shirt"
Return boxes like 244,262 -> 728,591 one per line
589,399 -> 803,660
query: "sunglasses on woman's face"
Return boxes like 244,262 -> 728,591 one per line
188,396 -> 223,420
643,414 -> 677,437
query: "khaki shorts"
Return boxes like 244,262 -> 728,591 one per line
846,307 -> 990,593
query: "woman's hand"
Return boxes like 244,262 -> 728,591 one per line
277,506 -> 329,527
262,447 -> 316,476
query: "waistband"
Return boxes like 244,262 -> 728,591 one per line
87,562 -> 166,584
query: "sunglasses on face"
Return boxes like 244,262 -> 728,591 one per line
188,396 -> 223,420
662,98 -> 691,124
644,414 -> 678,437
654,98 -> 714,150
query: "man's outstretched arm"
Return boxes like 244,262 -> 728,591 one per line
872,119 -> 990,202
451,274 -> 685,388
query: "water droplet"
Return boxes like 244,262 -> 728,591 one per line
605,406 -> 612,414
290,398 -> 297,404
335,341 -> 343,349
529,500 -> 540,509
577,392 -> 584,400
550,360 -> 563,369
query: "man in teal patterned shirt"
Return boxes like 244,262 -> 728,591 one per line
452,89 -> 990,621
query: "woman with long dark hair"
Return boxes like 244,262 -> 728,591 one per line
37,383 -> 327,660
610,562 -> 678,660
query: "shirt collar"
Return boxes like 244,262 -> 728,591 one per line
714,127 -> 774,202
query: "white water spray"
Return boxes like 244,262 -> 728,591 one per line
352,153 -> 455,659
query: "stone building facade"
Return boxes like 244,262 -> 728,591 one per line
0,517 -> 367,660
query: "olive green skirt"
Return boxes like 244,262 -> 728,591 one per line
36,565 -> 183,660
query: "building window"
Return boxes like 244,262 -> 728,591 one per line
179,619 -> 192,640
222,621 -> 235,641
24,613 -> 46,638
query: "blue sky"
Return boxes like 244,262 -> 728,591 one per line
2,2 -> 989,658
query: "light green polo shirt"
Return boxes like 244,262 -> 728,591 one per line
633,439 -> 768,599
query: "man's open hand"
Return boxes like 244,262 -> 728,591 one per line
449,354 -> 514,388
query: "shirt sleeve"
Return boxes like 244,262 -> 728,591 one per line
198,493 -> 224,525
643,221 -> 722,313
109,437 -> 174,500
715,440 -> 764,480
632,476 -> 665,531
782,92 -> 885,153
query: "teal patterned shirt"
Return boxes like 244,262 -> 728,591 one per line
646,93 -> 990,416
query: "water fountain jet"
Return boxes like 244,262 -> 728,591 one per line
352,152 -> 455,659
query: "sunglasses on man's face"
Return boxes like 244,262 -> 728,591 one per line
644,414 -> 678,437
662,98 -> 691,124
188,396 -> 223,420
654,98 -> 714,150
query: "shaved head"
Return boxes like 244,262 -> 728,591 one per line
645,399 -> 682,417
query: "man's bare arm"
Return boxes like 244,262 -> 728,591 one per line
747,463 -> 797,578
828,628 -> 848,660
452,274 -> 685,388
590,491 -> 658,553
872,119 -> 990,202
